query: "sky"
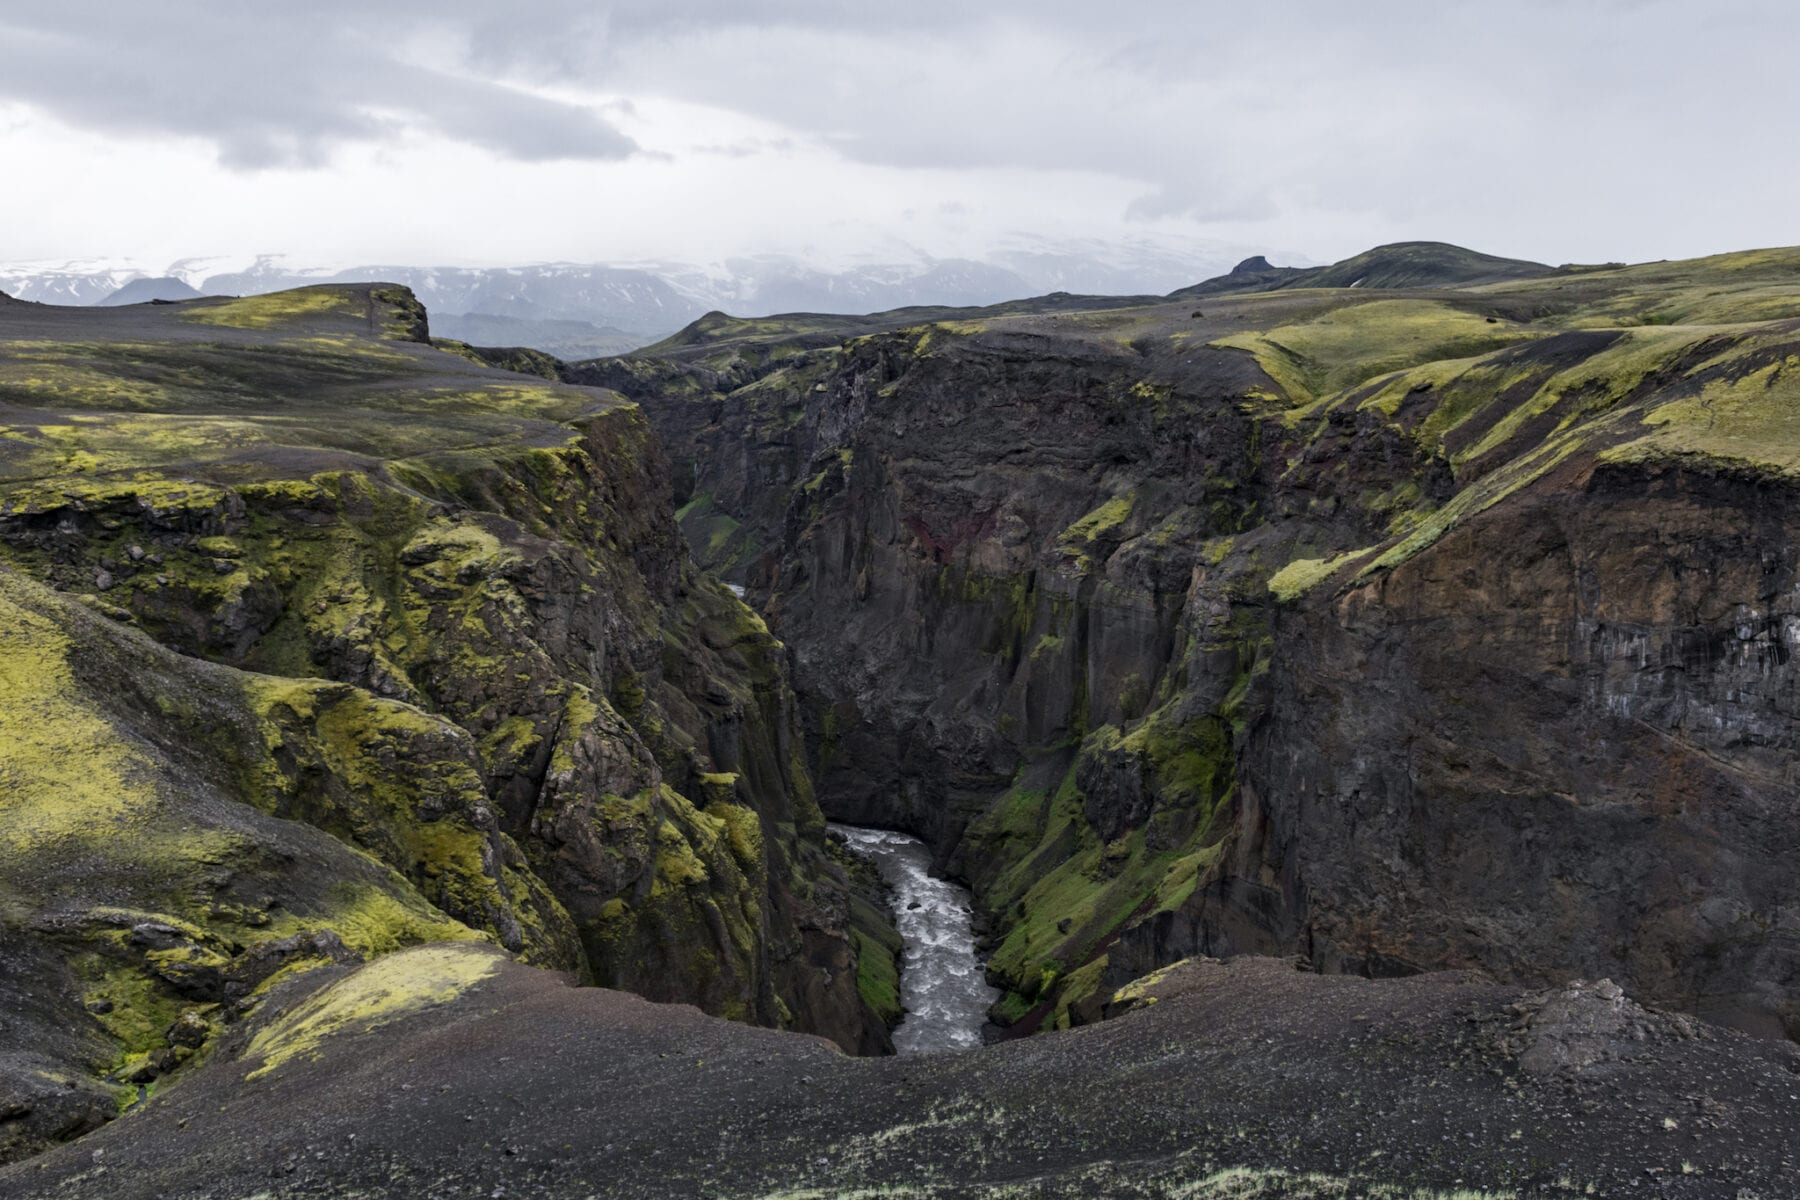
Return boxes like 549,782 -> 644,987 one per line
1,0 -> 1796,272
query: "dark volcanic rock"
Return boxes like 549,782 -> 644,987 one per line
1181,458 -> 1800,1041
5,946 -> 1797,1198
620,245 -> 1800,1041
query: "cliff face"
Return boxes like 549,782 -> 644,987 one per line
0,286 -> 884,1163
613,248 -> 1800,1041
1179,457 -> 1800,1040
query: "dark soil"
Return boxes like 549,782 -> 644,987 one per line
6,951 -> 1796,1199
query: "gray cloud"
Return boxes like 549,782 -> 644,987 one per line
0,3 -> 638,167
2,0 -> 1798,265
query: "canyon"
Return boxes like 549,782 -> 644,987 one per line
596,244 -> 1800,1044
1,243 -> 1798,1196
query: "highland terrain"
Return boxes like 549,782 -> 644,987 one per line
1,243 -> 1798,1197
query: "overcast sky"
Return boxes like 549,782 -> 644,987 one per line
1,0 -> 1795,271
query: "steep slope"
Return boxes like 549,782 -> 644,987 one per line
614,244 -> 1800,1041
0,565 -> 501,1162
0,284 -> 888,1163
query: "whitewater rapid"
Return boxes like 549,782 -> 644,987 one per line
830,824 -> 998,1055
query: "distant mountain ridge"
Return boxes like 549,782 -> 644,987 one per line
0,236 -> 1271,354
2,241 -> 1568,360
93,276 -> 203,306
628,241 -> 1564,368
1177,241 -> 1553,297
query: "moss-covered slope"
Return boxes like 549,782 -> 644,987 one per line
0,563 -> 491,1160
0,285 -> 890,1163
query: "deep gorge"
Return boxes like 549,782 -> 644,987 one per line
3,244 -> 1800,1196
598,252 -> 1800,1046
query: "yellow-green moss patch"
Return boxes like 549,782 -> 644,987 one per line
0,579 -> 151,852
1214,299 -> 1536,406
183,288 -> 361,331
243,943 -> 502,1079
1268,550 -> 1371,603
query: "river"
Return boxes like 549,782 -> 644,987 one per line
830,824 -> 998,1055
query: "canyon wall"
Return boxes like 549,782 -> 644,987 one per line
0,286 -> 887,1162
608,249 -> 1800,1040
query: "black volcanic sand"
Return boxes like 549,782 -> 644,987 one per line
6,946 -> 1796,1199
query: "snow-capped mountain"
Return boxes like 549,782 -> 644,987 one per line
0,235 -> 1282,358
0,260 -> 149,306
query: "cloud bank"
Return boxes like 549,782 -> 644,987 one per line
1,1 -> 1794,268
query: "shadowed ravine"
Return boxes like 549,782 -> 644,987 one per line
831,824 -> 998,1054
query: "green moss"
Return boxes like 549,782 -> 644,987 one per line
991,990 -> 1033,1024
268,880 -> 482,959
1059,494 -> 1136,552
985,824 -> 1139,990
77,950 -> 188,1068
962,689 -> 1242,1025
707,800 -> 763,870
1109,958 -> 1193,1010
548,689 -> 601,777
674,491 -> 761,573
1361,429 -> 1590,576
652,791 -> 719,893
583,783 -> 770,1023
1268,551 -> 1369,603
244,678 -> 514,956
852,928 -> 903,1027
0,580 -> 155,854
0,471 -> 226,520
243,944 -> 501,1079
481,715 -> 542,762
1088,705 -> 1236,810
1046,956 -> 1109,1031
1214,299 -> 1537,406
1602,356 -> 1800,475
0,357 -> 173,412
182,287 -> 362,331
611,669 -> 647,718
1455,326 -> 1719,467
